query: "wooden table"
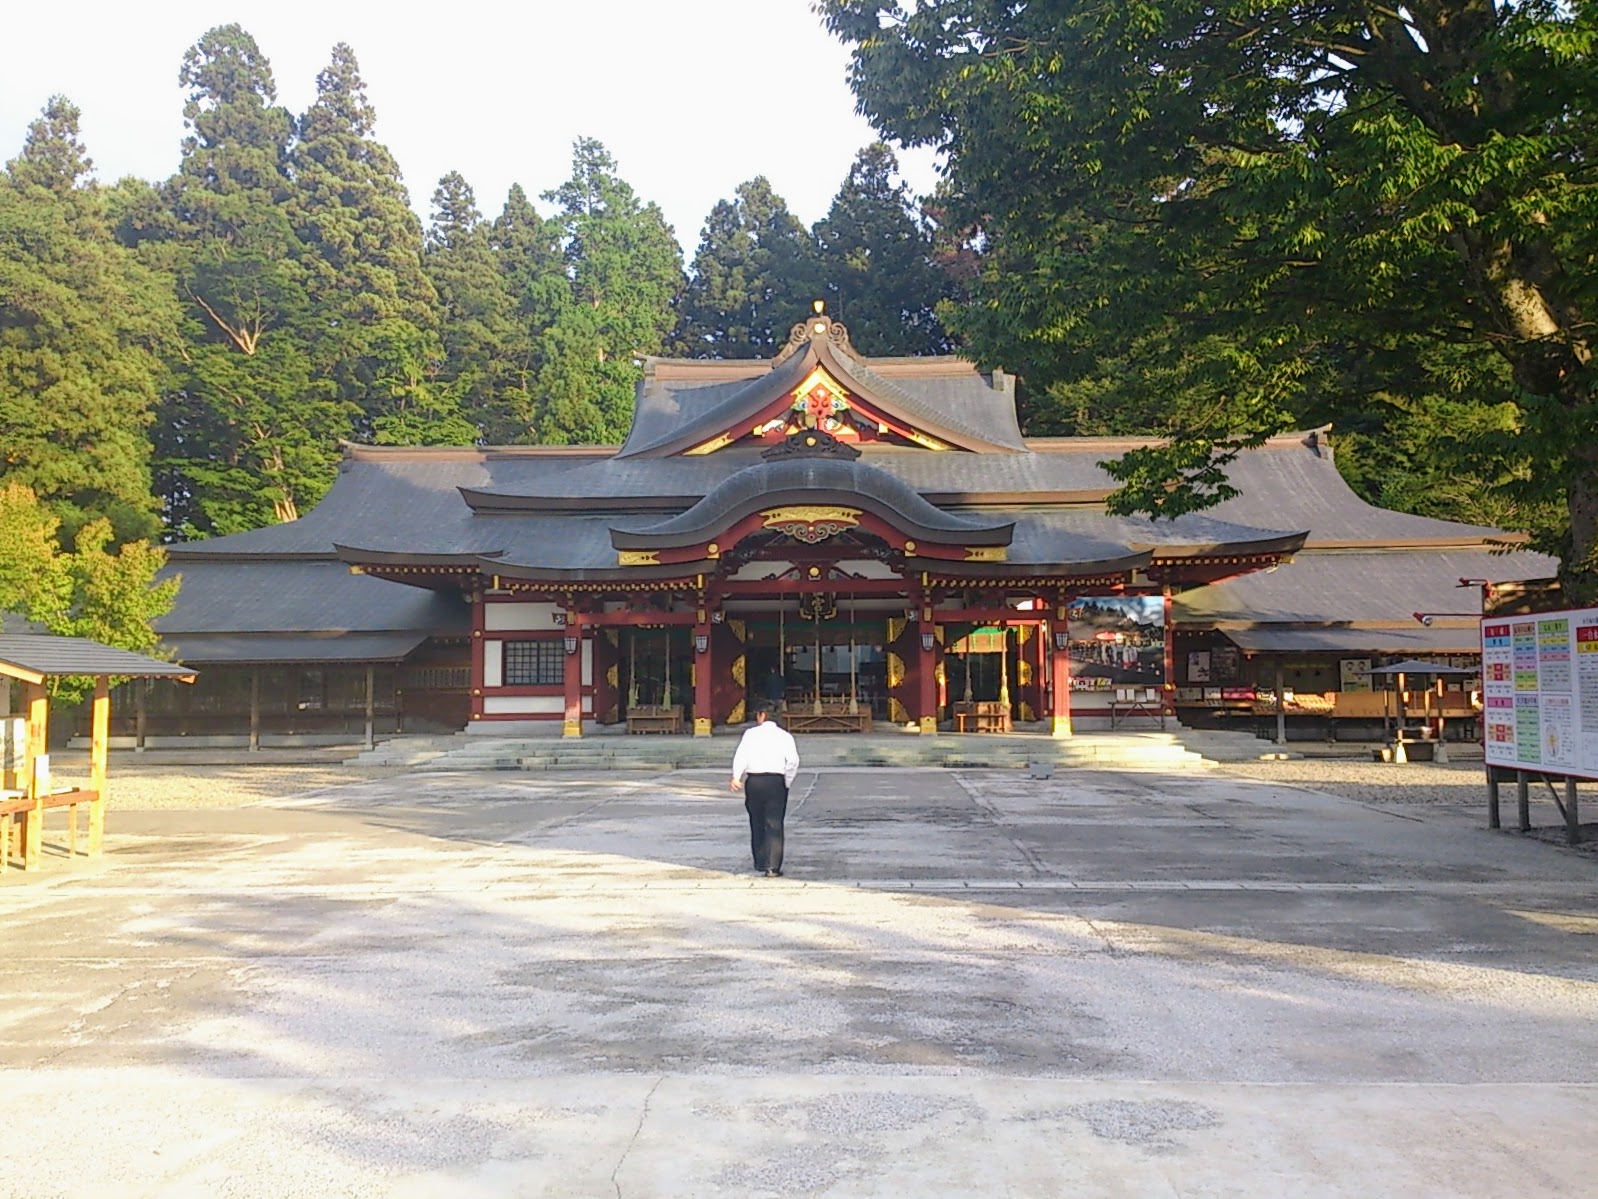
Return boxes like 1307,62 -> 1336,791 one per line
626,705 -> 685,734
787,705 -> 873,733
953,701 -> 1010,733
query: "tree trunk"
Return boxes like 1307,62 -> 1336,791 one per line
1566,446 -> 1598,604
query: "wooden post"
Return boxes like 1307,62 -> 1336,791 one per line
1486,765 -> 1501,830
364,664 -> 375,750
20,681 -> 48,869
917,624 -> 937,734
87,677 -> 110,856
1049,614 -> 1072,738
135,677 -> 148,752
692,621 -> 713,737
563,618 -> 583,738
1516,770 -> 1531,832
249,668 -> 261,752
1274,659 -> 1287,746
1565,778 -> 1580,846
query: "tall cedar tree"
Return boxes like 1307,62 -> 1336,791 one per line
1,98 -> 177,543
488,183 -> 569,442
151,24 -> 351,534
821,0 -> 1598,593
292,44 -> 470,446
812,144 -> 951,356
423,172 -> 518,442
537,138 -> 684,444
673,177 -> 822,358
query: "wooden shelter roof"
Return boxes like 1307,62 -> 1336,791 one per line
0,634 -> 196,685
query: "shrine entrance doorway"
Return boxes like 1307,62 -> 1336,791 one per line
744,614 -> 888,729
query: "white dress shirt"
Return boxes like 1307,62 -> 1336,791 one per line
731,720 -> 800,786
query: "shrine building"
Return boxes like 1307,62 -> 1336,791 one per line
144,309 -> 1555,744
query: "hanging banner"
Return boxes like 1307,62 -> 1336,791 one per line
1482,606 -> 1598,780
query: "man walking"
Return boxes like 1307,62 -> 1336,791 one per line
729,701 -> 800,877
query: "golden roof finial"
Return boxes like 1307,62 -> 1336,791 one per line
812,299 -> 825,314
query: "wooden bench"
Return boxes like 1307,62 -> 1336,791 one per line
626,705 -> 685,734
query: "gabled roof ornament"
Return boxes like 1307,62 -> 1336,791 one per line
761,425 -> 862,462
776,298 -> 856,364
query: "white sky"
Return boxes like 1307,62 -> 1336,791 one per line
2,0 -> 941,257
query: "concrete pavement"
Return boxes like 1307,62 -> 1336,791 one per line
2,766 -> 1595,1197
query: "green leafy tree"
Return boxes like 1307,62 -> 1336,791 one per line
674,177 -> 822,358
820,0 -> 1598,592
813,144 -> 952,356
1,97 -> 177,544
538,138 -> 684,443
0,483 -> 178,698
148,24 -> 350,534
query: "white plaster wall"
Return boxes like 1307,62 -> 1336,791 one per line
484,601 -> 559,631
483,696 -> 563,715
483,640 -> 503,688
581,640 -> 593,686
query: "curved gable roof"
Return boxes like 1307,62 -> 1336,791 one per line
617,315 -> 1025,457
611,457 -> 1014,550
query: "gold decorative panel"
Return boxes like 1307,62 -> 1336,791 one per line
890,697 -> 910,724
963,546 -> 1008,562
761,506 -> 860,527
886,617 -> 906,646
1017,625 -> 1034,645
618,550 -> 660,567
729,619 -> 746,642
1020,701 -> 1035,722
1018,660 -> 1033,686
606,664 -> 619,688
729,699 -> 746,724
731,654 -> 747,687
887,652 -> 905,689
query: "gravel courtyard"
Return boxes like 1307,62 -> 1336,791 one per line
3,758 -> 1594,1197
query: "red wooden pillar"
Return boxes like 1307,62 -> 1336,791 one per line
1050,602 -> 1073,738
1162,587 -> 1177,718
693,620 -> 714,736
562,612 -> 583,738
468,591 -> 485,726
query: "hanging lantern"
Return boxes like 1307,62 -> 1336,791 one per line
921,630 -> 936,652
1053,630 -> 1070,651
564,633 -> 579,655
694,633 -> 709,654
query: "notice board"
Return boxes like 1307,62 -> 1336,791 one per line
1482,606 -> 1598,779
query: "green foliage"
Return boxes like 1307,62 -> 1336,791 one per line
537,138 -> 684,443
292,43 -> 453,442
0,483 -> 178,699
1,97 -> 176,544
813,144 -> 952,356
674,177 -> 822,358
146,24 -> 350,534
820,0 -> 1598,591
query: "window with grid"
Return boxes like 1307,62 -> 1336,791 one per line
503,639 -> 564,686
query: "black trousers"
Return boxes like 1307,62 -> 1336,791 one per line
743,773 -> 789,872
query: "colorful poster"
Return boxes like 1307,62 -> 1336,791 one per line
1485,606 -> 1598,779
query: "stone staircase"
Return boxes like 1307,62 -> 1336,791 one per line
347,730 -> 1212,772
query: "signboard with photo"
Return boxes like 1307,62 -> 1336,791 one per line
1066,597 -> 1165,688
1340,658 -> 1373,693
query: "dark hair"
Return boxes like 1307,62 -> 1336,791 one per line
751,700 -> 775,721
